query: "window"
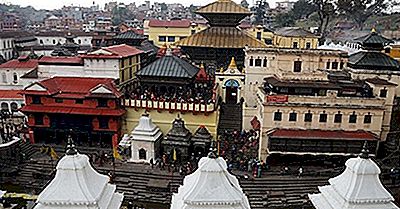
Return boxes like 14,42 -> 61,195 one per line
97,99 -> 108,107
380,89 -> 387,98
2,72 -> 6,83
35,115 -> 43,125
334,112 -> 342,123
55,98 -> 63,103
326,61 -> 330,69
191,30 -> 196,35
1,102 -> 9,111
32,96 -> 41,104
249,57 -> 254,66
304,111 -> 312,122
349,112 -> 357,123
274,111 -> 282,121
293,42 -> 298,49
75,99 -> 84,104
265,39 -> 273,45
10,102 -> 18,112
289,112 -> 297,121
255,58 -> 262,67
39,40 -> 43,45
256,32 -> 262,40
364,114 -> 372,124
340,62 -> 345,69
263,58 -> 267,67
332,61 -> 339,69
52,39 -> 56,44
78,39 -> 82,44
293,61 -> 302,72
139,148 -> 147,160
99,118 -> 109,129
158,36 -> 166,42
319,112 -> 327,122
167,36 -> 175,42
305,42 -> 311,49
12,73 -> 17,84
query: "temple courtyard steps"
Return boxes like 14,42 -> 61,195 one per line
218,103 -> 243,133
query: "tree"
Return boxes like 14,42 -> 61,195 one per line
241,0 -> 249,8
253,0 -> 270,25
160,3 -> 168,11
336,0 -> 395,29
275,12 -> 296,27
291,0 -> 318,19
111,6 -> 132,25
313,0 -> 336,39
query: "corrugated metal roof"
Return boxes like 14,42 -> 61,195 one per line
177,26 -> 267,48
355,32 -> 393,45
349,51 -> 399,70
269,129 -> 378,141
148,19 -> 191,28
114,30 -> 146,40
196,0 -> 251,14
136,55 -> 199,79
20,105 -> 126,116
275,27 -> 318,38
0,90 -> 23,99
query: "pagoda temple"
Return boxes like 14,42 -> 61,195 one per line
177,0 -> 266,71
162,116 -> 192,162
34,138 -> 123,209
191,125 -> 213,158
309,143 -> 400,209
171,144 -> 251,209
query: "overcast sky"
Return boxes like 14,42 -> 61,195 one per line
4,0 -> 273,10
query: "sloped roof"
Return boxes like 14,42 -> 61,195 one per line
177,26 -> 267,48
0,90 -> 23,99
148,19 -> 191,28
136,55 -> 199,79
114,30 -> 146,40
196,0 -> 251,14
83,44 -> 144,59
269,129 -> 378,141
38,56 -> 83,65
0,59 -> 38,69
275,27 -> 319,38
349,51 -> 400,70
355,31 -> 393,45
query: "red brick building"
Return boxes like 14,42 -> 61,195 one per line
20,77 -> 125,148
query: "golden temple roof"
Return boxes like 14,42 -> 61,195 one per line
196,0 -> 251,14
176,27 -> 267,49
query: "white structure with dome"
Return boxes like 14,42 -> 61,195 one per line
171,143 -> 251,209
34,138 -> 124,209
129,113 -> 162,163
309,143 -> 400,209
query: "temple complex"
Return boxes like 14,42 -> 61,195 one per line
34,138 -> 123,209
171,144 -> 251,209
177,0 -> 266,70
309,143 -> 400,209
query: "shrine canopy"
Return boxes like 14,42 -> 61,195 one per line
171,147 -> 251,209
34,140 -> 123,209
309,143 -> 400,209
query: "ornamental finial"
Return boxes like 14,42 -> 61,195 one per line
359,141 -> 369,159
207,140 -> 218,159
66,132 -> 78,156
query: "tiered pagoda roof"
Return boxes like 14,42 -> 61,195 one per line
192,125 -> 212,147
34,140 -> 123,209
309,143 -> 399,209
163,117 -> 192,147
171,145 -> 251,209
196,0 -> 251,15
130,113 -> 162,142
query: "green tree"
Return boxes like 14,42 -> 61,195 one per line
241,0 -> 249,8
291,0 -> 318,19
313,0 -> 336,39
275,12 -> 296,27
336,0 -> 395,29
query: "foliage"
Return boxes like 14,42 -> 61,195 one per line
241,0 -> 249,8
252,0 -> 270,25
274,0 -> 317,28
313,0 -> 336,38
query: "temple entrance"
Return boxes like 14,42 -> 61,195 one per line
225,79 -> 240,104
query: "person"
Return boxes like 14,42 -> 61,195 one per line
298,166 -> 303,178
390,167 -> 397,185
150,158 -> 154,168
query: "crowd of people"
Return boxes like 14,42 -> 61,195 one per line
126,84 -> 215,104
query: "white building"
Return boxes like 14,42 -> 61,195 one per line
128,113 -> 162,163
34,139 -> 123,209
309,144 -> 400,209
0,56 -> 38,90
171,147 -> 251,209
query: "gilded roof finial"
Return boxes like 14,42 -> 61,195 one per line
66,133 -> 78,156
228,57 -> 237,69
220,67 -> 224,73
371,28 -> 377,33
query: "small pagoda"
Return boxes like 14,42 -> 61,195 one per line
129,112 -> 162,163
161,116 -> 192,162
309,143 -> 400,209
171,143 -> 251,209
34,138 -> 123,209
51,32 -> 80,56
177,0 -> 266,70
191,125 -> 212,158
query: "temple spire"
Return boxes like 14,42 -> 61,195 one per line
359,141 -> 370,159
65,134 -> 77,156
207,140 -> 218,158
228,57 -> 237,69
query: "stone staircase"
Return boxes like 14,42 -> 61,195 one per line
218,103 -> 243,133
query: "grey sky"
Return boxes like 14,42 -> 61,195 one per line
3,0 -> 274,10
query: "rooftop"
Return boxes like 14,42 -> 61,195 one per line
148,19 -> 191,28
269,129 -> 378,141
349,51 -> 400,70
38,56 -> 83,65
196,0 -> 251,15
0,58 -> 38,69
83,44 -> 144,59
0,90 -> 23,99
355,30 -> 393,45
275,27 -> 319,38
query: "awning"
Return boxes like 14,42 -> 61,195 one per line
268,129 -> 378,141
20,105 -> 126,116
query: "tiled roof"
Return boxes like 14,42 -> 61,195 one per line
0,59 -> 38,69
275,27 -> 318,38
196,0 -> 251,14
269,129 -> 378,141
349,51 -> 400,70
264,76 -> 340,89
148,19 -> 191,28
177,27 -> 267,48
365,77 -> 397,86
355,32 -> 393,45
38,56 -> 83,65
20,105 -> 125,116
137,55 -> 199,79
0,31 -> 34,38
114,30 -> 146,40
83,44 -> 144,59
0,90 -> 23,99
23,77 -> 121,98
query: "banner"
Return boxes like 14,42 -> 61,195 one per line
266,95 -> 288,103
112,134 -> 122,160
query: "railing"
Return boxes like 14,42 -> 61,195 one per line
122,83 -> 220,114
